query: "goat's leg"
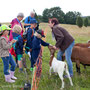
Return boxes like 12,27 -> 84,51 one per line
49,67 -> 52,76
76,61 -> 81,74
62,55 -> 65,61
84,65 -> 86,69
65,68 -> 73,86
76,64 -> 81,74
76,64 -> 78,72
64,64 -> 73,86
58,73 -> 64,89
78,67 -> 81,74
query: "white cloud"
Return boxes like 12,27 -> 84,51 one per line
0,0 -> 90,22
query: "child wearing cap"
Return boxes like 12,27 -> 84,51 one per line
25,19 -> 37,50
0,25 -> 17,83
12,25 -> 24,73
30,29 -> 51,71
25,20 -> 37,68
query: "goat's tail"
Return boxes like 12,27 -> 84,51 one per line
64,62 -> 70,76
64,62 -> 68,72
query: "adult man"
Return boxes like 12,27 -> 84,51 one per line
24,11 -> 37,29
49,18 -> 75,77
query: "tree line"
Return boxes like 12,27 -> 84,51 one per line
34,7 -> 90,28
37,7 -> 81,24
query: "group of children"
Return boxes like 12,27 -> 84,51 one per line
0,20 -> 51,83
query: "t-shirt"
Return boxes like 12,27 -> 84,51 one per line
24,16 -> 36,28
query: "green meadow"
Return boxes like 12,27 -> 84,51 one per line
0,23 -> 90,90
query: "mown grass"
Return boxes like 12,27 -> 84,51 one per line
0,23 -> 90,90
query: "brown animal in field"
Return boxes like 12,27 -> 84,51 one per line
74,43 -> 90,69
62,46 -> 90,74
75,43 -> 90,48
71,46 -> 90,73
88,40 -> 90,43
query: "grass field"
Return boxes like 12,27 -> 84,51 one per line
0,23 -> 90,90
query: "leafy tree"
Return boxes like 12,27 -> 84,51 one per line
65,11 -> 81,24
84,18 -> 88,27
48,7 -> 65,23
33,9 -> 40,23
74,11 -> 81,17
42,9 -> 49,22
42,7 -> 65,23
38,15 -> 43,22
42,7 -> 82,24
87,16 -> 90,26
76,17 -> 83,28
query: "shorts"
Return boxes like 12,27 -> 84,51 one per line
17,54 -> 23,61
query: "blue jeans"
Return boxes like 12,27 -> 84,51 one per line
57,41 -> 75,75
1,54 -> 16,75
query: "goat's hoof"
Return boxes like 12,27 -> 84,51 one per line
55,73 -> 58,75
60,87 -> 64,90
71,83 -> 73,86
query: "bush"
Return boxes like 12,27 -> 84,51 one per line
84,18 -> 88,27
76,17 -> 83,28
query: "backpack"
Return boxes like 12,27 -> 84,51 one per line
12,35 -> 21,50
24,16 -> 30,28
34,22 -> 39,31
23,27 -> 34,41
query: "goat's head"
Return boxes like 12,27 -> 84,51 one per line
48,45 -> 56,56
48,45 -> 56,66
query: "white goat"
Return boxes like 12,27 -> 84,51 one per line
48,46 -> 73,89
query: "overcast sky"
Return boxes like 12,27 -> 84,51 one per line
0,0 -> 90,22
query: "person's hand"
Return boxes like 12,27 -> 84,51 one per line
53,46 -> 57,50
11,39 -> 17,44
49,44 -> 53,47
29,49 -> 32,52
53,46 -> 59,50
48,44 -> 53,48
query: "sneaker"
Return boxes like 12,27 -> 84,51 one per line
30,68 -> 33,71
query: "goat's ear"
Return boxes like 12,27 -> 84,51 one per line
49,60 -> 52,66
